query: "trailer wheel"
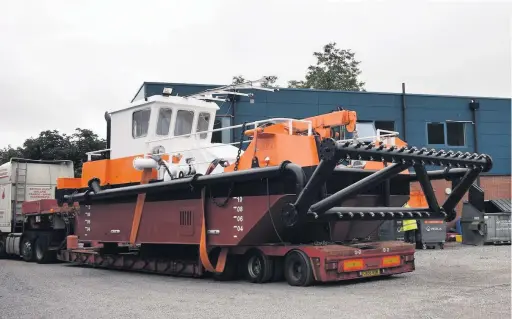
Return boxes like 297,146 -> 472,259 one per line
21,237 -> 35,262
212,255 -> 239,281
244,249 -> 274,283
34,237 -> 56,264
0,237 -> 6,259
284,250 -> 314,287
271,257 -> 284,282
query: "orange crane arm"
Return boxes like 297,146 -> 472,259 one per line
244,110 -> 357,138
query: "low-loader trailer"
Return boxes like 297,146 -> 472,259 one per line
0,80 -> 492,286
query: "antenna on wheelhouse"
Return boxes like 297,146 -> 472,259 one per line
185,77 -> 279,102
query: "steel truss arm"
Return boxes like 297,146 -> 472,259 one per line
308,163 -> 409,216
291,138 -> 492,223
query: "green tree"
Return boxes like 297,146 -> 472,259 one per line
232,75 -> 247,85
232,75 -> 279,88
288,42 -> 365,91
0,128 -> 106,177
0,145 -> 24,165
260,75 -> 278,88
22,130 -> 72,161
68,128 -> 107,176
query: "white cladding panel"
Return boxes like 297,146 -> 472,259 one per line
0,161 -> 74,233
0,184 -> 11,232
110,103 -> 149,159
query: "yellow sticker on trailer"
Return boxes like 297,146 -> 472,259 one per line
360,269 -> 381,277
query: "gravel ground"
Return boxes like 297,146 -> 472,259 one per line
0,243 -> 510,319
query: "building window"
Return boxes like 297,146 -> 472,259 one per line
375,121 -> 395,132
446,122 -> 465,146
212,117 -> 232,144
196,112 -> 211,139
156,108 -> 173,136
132,109 -> 151,138
427,122 -> 445,145
174,110 -> 194,137
427,122 -> 466,146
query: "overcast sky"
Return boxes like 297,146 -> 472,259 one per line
0,0 -> 510,148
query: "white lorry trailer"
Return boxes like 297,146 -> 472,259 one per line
0,158 -> 74,262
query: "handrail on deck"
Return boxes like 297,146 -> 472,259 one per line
144,117 -> 313,145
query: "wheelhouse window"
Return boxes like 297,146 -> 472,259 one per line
132,109 -> 151,138
174,110 -> 194,137
196,112 -> 211,139
156,108 -> 173,136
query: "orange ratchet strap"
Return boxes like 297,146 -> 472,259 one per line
199,187 -> 227,273
129,168 -> 152,245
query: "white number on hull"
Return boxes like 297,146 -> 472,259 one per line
232,198 -> 244,237
84,205 -> 92,236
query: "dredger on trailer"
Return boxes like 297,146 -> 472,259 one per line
1,78 -> 493,286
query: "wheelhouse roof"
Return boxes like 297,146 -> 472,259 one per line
109,94 -> 220,115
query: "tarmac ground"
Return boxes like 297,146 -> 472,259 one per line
0,243 -> 510,319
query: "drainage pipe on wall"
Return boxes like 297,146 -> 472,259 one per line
469,99 -> 480,186
401,83 -> 407,142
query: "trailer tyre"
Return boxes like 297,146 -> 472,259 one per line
284,250 -> 314,287
0,237 -> 6,259
271,257 -> 284,282
21,237 -> 35,262
244,249 -> 274,283
212,254 -> 239,281
34,237 -> 56,264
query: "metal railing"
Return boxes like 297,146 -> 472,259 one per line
142,117 -> 313,156
85,149 -> 111,161
145,117 -> 313,144
338,129 -> 399,144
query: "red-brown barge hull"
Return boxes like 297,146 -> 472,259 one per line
75,195 -> 294,246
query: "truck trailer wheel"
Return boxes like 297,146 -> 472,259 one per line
244,249 -> 274,283
271,257 -> 284,282
284,250 -> 314,287
21,237 -> 35,262
212,254 -> 239,281
0,237 -> 6,259
34,237 -> 56,264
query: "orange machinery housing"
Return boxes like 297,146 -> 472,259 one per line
57,110 -> 358,188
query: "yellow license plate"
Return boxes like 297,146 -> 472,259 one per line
360,269 -> 381,277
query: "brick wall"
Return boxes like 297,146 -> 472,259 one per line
411,175 -> 511,228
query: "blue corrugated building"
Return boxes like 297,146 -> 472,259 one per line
132,82 -> 511,176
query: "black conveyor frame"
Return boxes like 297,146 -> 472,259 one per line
292,138 -> 493,223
